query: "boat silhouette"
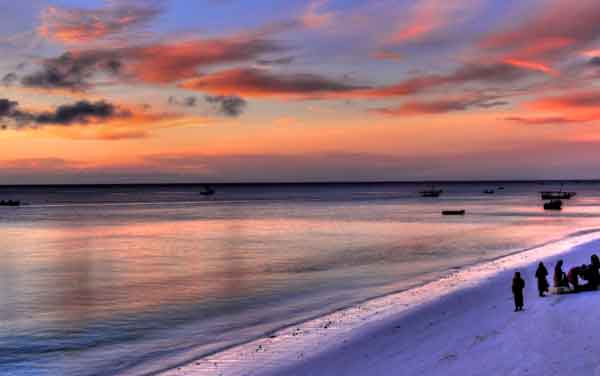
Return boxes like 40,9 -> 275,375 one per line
420,187 -> 443,197
199,185 -> 215,196
442,209 -> 465,216
0,200 -> 20,207
540,191 -> 575,200
540,183 -> 575,200
543,199 -> 563,210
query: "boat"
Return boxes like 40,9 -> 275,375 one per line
540,191 -> 576,200
442,210 -> 465,216
199,185 -> 216,196
483,189 -> 495,194
497,186 -> 505,190
420,187 -> 443,197
543,199 -> 563,210
540,183 -> 576,200
0,200 -> 20,207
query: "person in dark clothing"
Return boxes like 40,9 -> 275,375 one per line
535,262 -> 549,297
512,272 -> 525,312
554,260 -> 568,288
589,254 -> 600,289
567,266 -> 582,292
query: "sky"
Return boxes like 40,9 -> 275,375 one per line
2,0 -> 600,183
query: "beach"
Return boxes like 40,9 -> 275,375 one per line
161,230 -> 600,376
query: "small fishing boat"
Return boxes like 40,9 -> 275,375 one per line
544,199 -> 563,210
199,185 -> 216,196
483,189 -> 495,194
540,191 -> 576,200
0,200 -> 20,207
420,187 -> 443,197
540,183 -> 576,200
442,209 -> 465,216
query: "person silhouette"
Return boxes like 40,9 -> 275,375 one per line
512,272 -> 525,312
535,262 -> 549,297
554,260 -> 568,288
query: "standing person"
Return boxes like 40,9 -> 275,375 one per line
512,272 -> 525,312
535,262 -> 549,297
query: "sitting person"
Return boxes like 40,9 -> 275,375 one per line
567,266 -> 584,292
554,260 -> 569,288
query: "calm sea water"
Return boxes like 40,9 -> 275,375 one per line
1,182 -> 599,375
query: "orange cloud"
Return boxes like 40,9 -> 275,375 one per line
301,0 -> 334,29
372,95 -> 507,116
22,37 -> 285,90
503,58 -> 557,76
388,0 -> 481,44
129,38 -> 283,83
526,91 -> 600,111
481,0 -> 600,65
179,62 -> 535,100
504,116 -> 582,125
39,1 -> 162,44
180,68 -> 366,98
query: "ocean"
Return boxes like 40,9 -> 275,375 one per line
0,182 -> 598,375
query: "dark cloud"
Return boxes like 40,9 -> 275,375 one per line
35,101 -> 121,125
168,96 -> 198,107
205,95 -> 247,117
362,62 -> 536,98
256,56 -> 295,65
588,57 -> 600,66
2,73 -> 18,86
0,98 -> 129,129
21,51 -> 121,90
0,99 -> 18,116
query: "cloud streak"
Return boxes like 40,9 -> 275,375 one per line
180,68 -> 366,98
39,0 -> 163,44
373,96 -> 507,116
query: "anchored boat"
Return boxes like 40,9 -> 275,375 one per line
442,210 -> 465,216
540,191 -> 576,200
543,199 -> 563,210
199,185 -> 216,196
0,200 -> 20,207
420,187 -> 443,197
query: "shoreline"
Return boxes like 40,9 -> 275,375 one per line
159,229 -> 600,376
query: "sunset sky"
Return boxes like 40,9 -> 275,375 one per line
2,0 -> 600,183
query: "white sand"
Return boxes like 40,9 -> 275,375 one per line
161,230 -> 600,376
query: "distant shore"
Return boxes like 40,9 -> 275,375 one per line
160,230 -> 600,376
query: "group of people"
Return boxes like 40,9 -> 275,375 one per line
511,254 -> 600,312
